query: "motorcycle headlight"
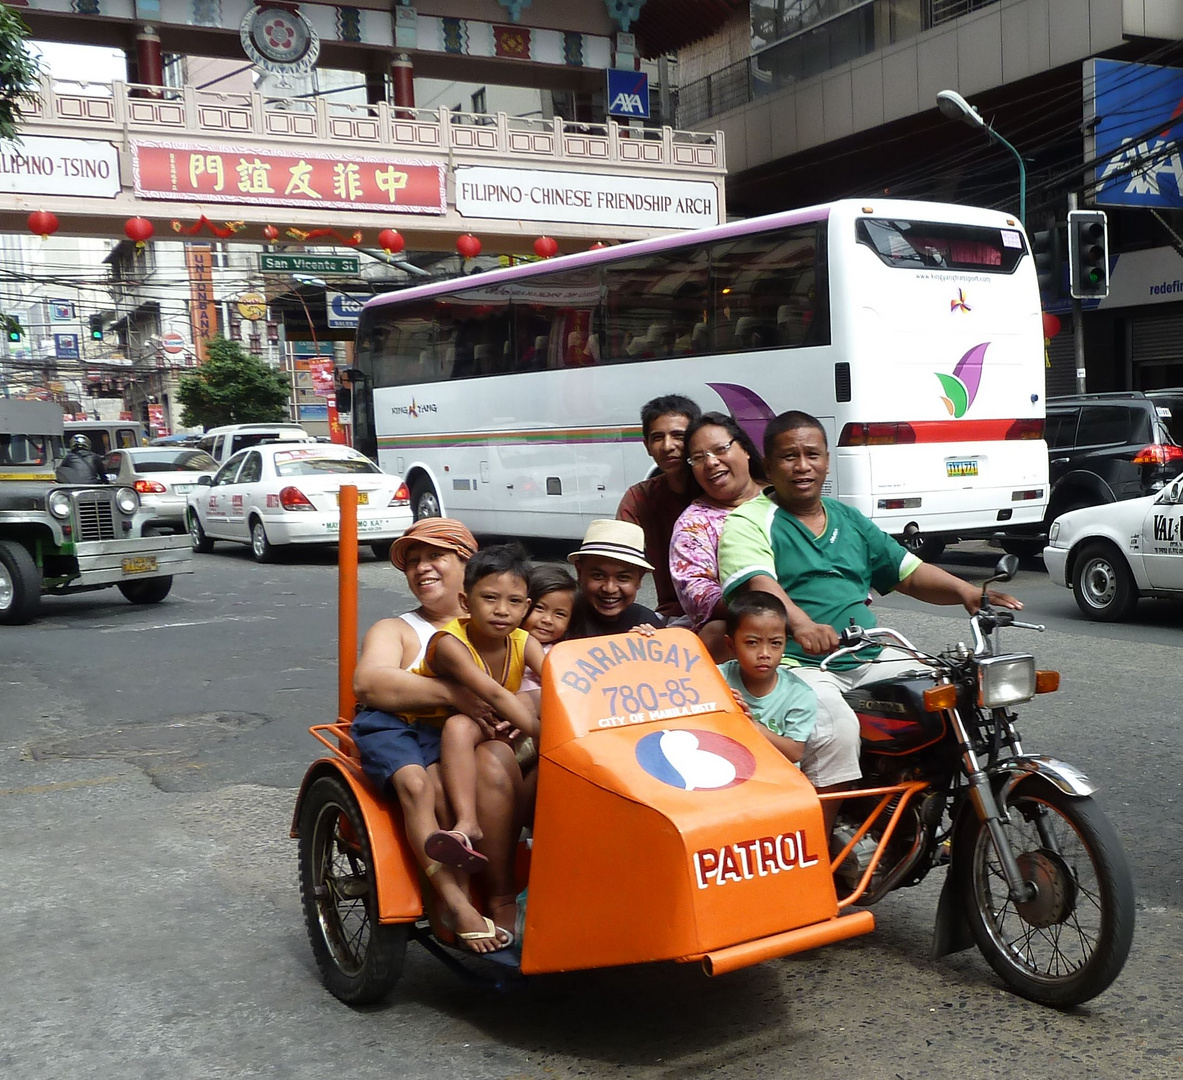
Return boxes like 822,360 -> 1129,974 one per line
115,486 -> 139,514
48,490 -> 72,519
1048,521 -> 1060,543
978,654 -> 1036,708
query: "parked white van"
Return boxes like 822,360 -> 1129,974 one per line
198,422 -> 313,466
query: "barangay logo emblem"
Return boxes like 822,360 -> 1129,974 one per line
935,342 -> 989,418
635,729 -> 755,791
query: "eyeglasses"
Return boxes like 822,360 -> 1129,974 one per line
686,439 -> 737,468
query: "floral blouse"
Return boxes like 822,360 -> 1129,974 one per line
669,499 -> 735,630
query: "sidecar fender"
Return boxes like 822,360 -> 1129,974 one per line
989,754 -> 1096,799
292,757 -> 425,924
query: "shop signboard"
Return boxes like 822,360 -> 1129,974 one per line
1087,59 -> 1183,208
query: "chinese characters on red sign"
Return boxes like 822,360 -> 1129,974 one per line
131,141 -> 446,213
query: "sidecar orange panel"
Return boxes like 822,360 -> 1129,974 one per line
522,630 -> 866,975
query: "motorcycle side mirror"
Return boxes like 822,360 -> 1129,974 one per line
987,554 -> 1020,586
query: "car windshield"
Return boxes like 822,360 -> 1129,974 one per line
274,455 -> 380,477
131,450 -> 218,473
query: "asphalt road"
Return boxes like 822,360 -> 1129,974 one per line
2,538 -> 1181,1080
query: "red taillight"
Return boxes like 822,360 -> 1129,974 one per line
838,422 -> 916,447
279,485 -> 316,510
390,482 -> 410,507
1132,443 -> 1183,465
1005,418 -> 1044,440
133,479 -> 167,493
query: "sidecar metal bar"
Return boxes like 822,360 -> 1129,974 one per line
310,722 -> 362,768
819,780 -> 929,909
338,485 -> 359,721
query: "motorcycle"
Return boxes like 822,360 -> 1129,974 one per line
825,554 -> 1135,1007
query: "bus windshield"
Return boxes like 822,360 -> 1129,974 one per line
856,218 -> 1027,272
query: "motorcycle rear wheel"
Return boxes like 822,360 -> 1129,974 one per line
954,780 -> 1134,1007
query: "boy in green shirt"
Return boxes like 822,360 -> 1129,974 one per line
718,592 -> 815,766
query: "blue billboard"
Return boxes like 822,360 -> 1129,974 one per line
1089,59 -> 1183,208
606,68 -> 649,119
53,333 -> 80,360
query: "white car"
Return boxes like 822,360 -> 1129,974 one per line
186,443 -> 412,562
103,446 -> 219,534
1043,475 -> 1183,621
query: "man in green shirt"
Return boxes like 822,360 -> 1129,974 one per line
718,410 -> 1021,824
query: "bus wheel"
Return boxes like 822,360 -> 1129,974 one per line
900,533 -> 946,562
410,478 -> 440,521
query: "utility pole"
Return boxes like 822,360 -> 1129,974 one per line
1068,191 -> 1086,394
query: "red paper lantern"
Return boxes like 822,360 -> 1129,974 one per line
533,235 -> 559,259
1042,311 -> 1062,340
27,210 -> 59,240
378,228 -> 405,255
456,233 -> 481,259
124,216 -> 154,244
589,241 -> 608,250
262,224 -> 279,241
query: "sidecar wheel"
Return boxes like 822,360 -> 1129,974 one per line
298,774 -> 408,1006
954,781 -> 1134,1007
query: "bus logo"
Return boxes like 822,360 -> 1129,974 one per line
950,288 -> 971,313
935,342 -> 988,418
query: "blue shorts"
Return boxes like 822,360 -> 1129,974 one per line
352,708 -> 443,790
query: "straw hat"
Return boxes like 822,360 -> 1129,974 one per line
567,519 -> 654,571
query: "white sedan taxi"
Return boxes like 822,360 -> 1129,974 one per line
186,443 -> 412,562
1043,475 -> 1183,621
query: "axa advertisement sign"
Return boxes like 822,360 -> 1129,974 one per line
1087,59 -> 1183,208
606,68 -> 649,118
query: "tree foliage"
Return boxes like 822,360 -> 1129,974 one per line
176,336 -> 291,430
0,7 -> 41,142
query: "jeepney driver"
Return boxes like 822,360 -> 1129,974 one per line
717,410 -> 1021,835
352,518 -> 526,952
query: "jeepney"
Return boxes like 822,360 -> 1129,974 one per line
0,400 -> 193,625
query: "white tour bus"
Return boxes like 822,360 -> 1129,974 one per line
349,199 -> 1048,553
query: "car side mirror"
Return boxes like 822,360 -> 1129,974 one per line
197,475 -> 212,486
1162,478 -> 1183,505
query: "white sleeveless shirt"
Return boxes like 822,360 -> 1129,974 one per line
398,609 -> 437,669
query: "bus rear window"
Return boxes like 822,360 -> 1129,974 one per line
856,219 -> 1026,272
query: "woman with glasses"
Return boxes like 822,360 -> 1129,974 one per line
669,412 -> 767,660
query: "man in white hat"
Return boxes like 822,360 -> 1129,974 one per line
566,519 -> 664,639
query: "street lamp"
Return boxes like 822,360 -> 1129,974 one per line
936,89 -> 1026,224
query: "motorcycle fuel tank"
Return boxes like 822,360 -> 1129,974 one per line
845,675 -> 947,755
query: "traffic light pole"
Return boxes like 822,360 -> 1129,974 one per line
1068,192 -> 1086,394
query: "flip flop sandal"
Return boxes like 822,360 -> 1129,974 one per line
424,829 -> 488,873
455,916 -> 515,954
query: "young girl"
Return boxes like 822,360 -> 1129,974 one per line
517,565 -> 577,705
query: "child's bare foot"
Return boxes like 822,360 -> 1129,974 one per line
450,899 -> 512,954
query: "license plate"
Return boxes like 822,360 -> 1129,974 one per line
335,491 -> 369,505
174,484 -> 195,494
121,556 -> 158,575
946,459 -> 979,478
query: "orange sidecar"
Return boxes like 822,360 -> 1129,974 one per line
292,626 -> 874,1004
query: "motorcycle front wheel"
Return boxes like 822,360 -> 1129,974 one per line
954,780 -> 1134,1007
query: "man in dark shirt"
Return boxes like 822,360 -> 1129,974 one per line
566,519 -> 662,638
55,434 -> 108,485
616,394 -> 701,622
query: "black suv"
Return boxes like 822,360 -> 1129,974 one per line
1002,390 -> 1183,555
